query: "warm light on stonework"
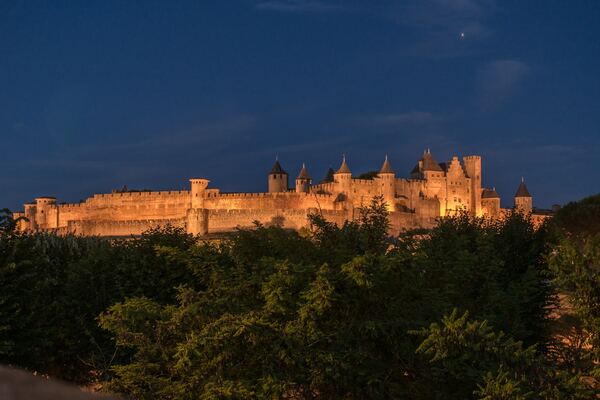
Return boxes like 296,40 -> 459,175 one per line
14,151 -> 537,237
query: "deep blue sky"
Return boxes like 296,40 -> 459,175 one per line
1,0 -> 599,210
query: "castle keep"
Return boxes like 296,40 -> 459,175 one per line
13,151 -> 535,237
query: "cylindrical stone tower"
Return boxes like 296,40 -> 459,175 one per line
34,197 -> 56,230
190,178 -> 210,209
268,160 -> 288,193
514,178 -> 533,214
463,155 -> 482,216
295,163 -> 311,193
188,178 -> 210,236
377,155 -> 395,211
334,155 -> 352,195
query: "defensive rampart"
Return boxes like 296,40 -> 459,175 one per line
63,218 -> 186,237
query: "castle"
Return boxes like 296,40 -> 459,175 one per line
13,151 -> 535,237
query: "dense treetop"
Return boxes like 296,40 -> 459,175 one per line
550,193 -> 600,238
0,197 -> 598,398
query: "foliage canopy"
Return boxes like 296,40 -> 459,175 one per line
0,197 -> 597,398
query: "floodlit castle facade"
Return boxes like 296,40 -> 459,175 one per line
13,151 -> 535,237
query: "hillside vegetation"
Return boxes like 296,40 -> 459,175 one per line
0,197 -> 598,399
550,193 -> 600,237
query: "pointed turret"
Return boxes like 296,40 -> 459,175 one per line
295,163 -> 312,193
514,177 -> 532,214
334,155 -> 352,194
481,187 -> 501,218
378,155 -> 396,211
482,187 -> 500,199
297,163 -> 311,180
515,177 -> 531,198
270,159 -> 286,175
411,149 -> 443,177
336,155 -> 351,174
268,158 -> 288,193
379,155 -> 394,174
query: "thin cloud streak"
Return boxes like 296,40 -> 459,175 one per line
255,0 -> 341,13
478,59 -> 530,108
382,0 -> 495,58
255,0 -> 495,58
68,115 -> 257,156
24,115 -> 258,179
394,0 -> 492,30
374,111 -> 441,126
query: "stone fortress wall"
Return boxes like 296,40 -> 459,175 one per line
14,151 -> 538,237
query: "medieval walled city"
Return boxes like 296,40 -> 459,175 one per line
14,150 -> 539,237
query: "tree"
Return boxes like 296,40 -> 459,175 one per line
308,195 -> 391,265
110,225 -> 199,304
548,234 -> 600,389
99,199 -> 419,398
98,202 -> 562,398
407,211 -> 553,346
0,225 -> 202,383
0,208 -> 14,232
3,196 -> 590,397
0,232 -> 119,381
412,310 -> 592,399
549,193 -> 600,238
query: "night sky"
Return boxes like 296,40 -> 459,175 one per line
1,0 -> 599,210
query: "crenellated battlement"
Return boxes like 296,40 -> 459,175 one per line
16,151 -> 528,236
351,178 -> 377,185
311,182 -> 335,192
70,218 -> 185,226
57,203 -> 85,208
401,178 -> 426,184
215,191 -> 332,200
93,190 -> 190,199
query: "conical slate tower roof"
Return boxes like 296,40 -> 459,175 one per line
482,188 -> 500,199
411,149 -> 443,174
336,155 -> 351,174
379,155 -> 394,174
297,163 -> 311,180
270,159 -> 287,175
515,178 -> 531,198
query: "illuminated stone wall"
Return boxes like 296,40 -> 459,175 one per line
14,153 -> 542,237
